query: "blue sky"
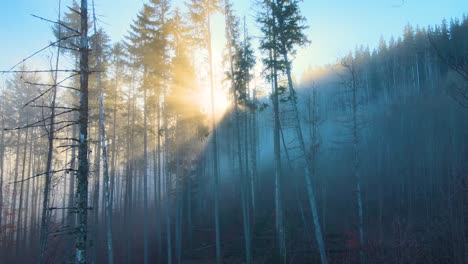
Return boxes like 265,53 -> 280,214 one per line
1,0 -> 466,79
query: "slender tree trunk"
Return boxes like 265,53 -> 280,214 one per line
30,149 -> 39,247
250,88 -> 258,217
15,125 -> 29,257
143,71 -> 149,264
76,0 -> 90,262
155,92 -> 163,262
98,51 -> 114,264
281,46 -> 328,264
39,47 -> 61,263
207,14 -> 221,264
110,75 -> 117,212
10,123 -> 22,246
416,54 -> 420,92
351,68 -> 365,264
164,101 -> 172,264
22,128 -> 34,254
241,19 -> 254,230
175,124 -> 183,264
67,114 -> 77,262
187,169 -> 193,252
226,11 -> 251,261
92,3 -> 114,261
125,93 -> 132,264
39,5 -> 62,257
0,96 -> 5,232
62,138 -> 68,227
272,59 -> 285,262
152,144 -> 161,260
92,125 -> 101,264
269,18 -> 286,260
124,75 -> 136,263
233,69 -> 251,264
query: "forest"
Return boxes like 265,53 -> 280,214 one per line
0,0 -> 467,263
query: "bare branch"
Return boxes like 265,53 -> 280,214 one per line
31,14 -> 80,34
2,34 -> 80,73
8,168 -> 77,184
1,69 -> 78,74
22,73 -> 80,109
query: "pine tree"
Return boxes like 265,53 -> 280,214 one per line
259,1 -> 328,263
257,0 -> 286,260
225,2 -> 255,262
187,0 -> 223,262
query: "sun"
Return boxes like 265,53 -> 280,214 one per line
198,85 -> 231,123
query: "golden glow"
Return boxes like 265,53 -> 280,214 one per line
198,85 -> 231,122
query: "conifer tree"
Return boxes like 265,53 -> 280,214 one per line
257,0 -> 286,260
258,1 -> 328,263
225,2 -> 255,262
187,0 -> 223,262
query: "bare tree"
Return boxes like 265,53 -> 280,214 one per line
75,0 -> 90,263
39,2 -> 62,260
341,55 -> 366,263
92,0 -> 114,262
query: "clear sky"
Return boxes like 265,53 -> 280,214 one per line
1,0 -> 466,79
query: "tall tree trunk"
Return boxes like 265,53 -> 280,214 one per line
30,147 -> 40,248
76,0 -> 90,262
110,75 -> 118,212
155,92 -> 163,262
143,71 -> 149,264
175,124 -> 183,264
91,3 -> 114,261
207,14 -> 222,264
164,101 -> 172,264
16,125 -> 29,257
92,124 -> 101,264
10,123 -> 22,247
39,5 -> 62,257
225,10 -> 252,260
272,58 -> 285,262
269,18 -> 286,260
351,67 -> 365,263
281,46 -> 328,264
22,128 -> 34,254
98,46 -> 114,264
124,76 -> 135,263
250,87 -> 258,217
67,114 -> 77,262
0,95 -> 5,232
187,169 -> 193,252
233,67 -> 251,264
62,137 -> 68,227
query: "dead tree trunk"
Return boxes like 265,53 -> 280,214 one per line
39,3 -> 62,259
91,1 -> 114,262
76,0 -> 90,262
0,94 -> 5,232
